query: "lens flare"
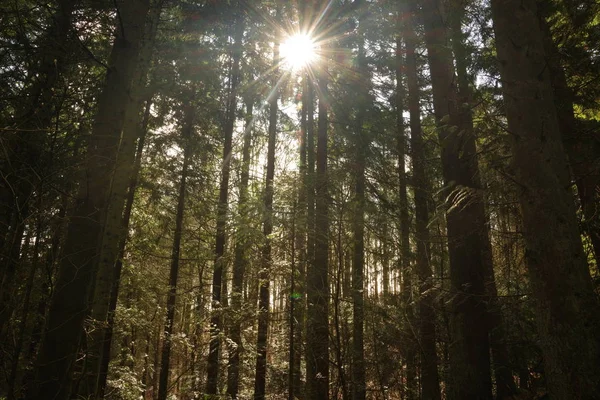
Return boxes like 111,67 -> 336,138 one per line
280,34 -> 316,70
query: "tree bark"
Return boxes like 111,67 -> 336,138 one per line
402,5 -> 442,399
490,0 -> 600,396
537,3 -> 600,270
395,12 -> 418,400
420,0 -> 493,398
446,3 -> 517,398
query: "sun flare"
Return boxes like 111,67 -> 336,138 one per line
280,34 -> 316,70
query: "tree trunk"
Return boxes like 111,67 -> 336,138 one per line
420,0 -> 493,398
290,73 -> 310,400
227,99 -> 253,399
83,6 -> 161,396
95,97 -> 153,399
446,3 -> 517,398
304,45 -> 317,400
402,5 -> 442,399
381,222 -> 390,298
306,43 -> 330,400
537,4 -> 600,270
253,37 -> 279,400
352,9 -> 368,400
395,13 -> 417,400
289,205 -> 297,400
7,219 -> 42,400
490,0 -> 600,396
25,1 -> 150,398
0,211 -> 27,339
157,101 -> 194,400
206,9 -> 244,396
334,219 -> 349,400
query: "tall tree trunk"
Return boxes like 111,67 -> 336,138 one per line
290,73 -> 310,400
537,3 -> 600,269
381,221 -> 390,298
300,7 -> 316,398
446,3 -> 517,398
304,54 -> 317,400
253,37 -> 279,400
0,211 -> 27,339
25,2 -> 150,398
352,8 -> 368,400
334,217 -> 349,400
306,31 -> 330,400
490,0 -> 600,396
83,6 -> 161,396
420,0 -> 493,398
7,218 -> 42,400
206,9 -> 244,396
402,5 -> 442,399
157,101 -> 194,400
289,204 -> 297,400
95,97 -> 153,399
395,12 -> 417,400
226,99 -> 254,399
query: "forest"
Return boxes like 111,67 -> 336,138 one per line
0,0 -> 599,399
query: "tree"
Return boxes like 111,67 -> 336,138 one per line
401,3 -> 441,398
395,5 -> 417,398
419,0 -> 493,397
490,0 -> 600,396
306,2 -> 331,398
227,98 -> 254,399
2,1 -> 598,398
446,1 -> 517,396
95,97 -> 154,399
205,4 -> 244,396
83,5 -> 163,397
157,98 -> 194,400
25,1 -> 151,398
537,0 -> 600,270
253,23 -> 280,400
0,0 -> 77,338
351,3 -> 368,399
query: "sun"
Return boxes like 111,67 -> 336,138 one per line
280,34 -> 316,70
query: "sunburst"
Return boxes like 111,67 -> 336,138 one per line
279,34 -> 316,70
